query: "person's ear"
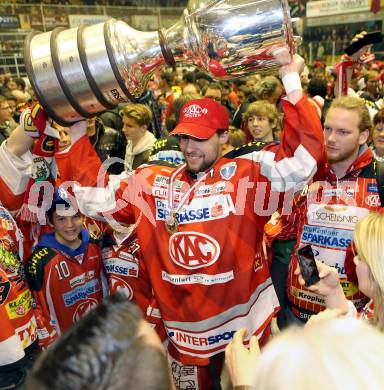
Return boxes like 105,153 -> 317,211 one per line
359,129 -> 370,145
270,118 -> 278,130
219,131 -> 229,145
46,215 -> 54,227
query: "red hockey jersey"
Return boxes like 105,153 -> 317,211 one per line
286,149 -> 381,321
25,229 -> 103,347
0,206 -> 38,367
63,96 -> 325,364
101,229 -> 152,312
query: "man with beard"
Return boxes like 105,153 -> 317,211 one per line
60,53 -> 325,389
278,95 -> 383,327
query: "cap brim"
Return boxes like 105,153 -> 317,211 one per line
170,122 -> 217,140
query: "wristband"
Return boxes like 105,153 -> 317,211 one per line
282,72 -> 301,94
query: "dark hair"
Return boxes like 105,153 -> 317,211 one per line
373,109 -> 384,126
182,71 -> 195,84
26,294 -> 172,390
254,76 -> 282,100
307,78 -> 327,99
201,82 -> 222,96
221,82 -> 231,91
194,71 -> 213,82
233,79 -> 247,87
14,77 -> 26,91
161,71 -> 174,85
237,85 -> 252,98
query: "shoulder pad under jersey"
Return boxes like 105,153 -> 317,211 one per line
25,247 -> 56,291
89,236 -> 103,246
145,159 -> 178,168
99,232 -> 116,248
224,140 -> 272,158
151,136 -> 180,154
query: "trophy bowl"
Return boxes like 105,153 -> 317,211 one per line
24,0 -> 295,125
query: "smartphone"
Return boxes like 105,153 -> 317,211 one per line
296,245 -> 320,287
344,31 -> 383,56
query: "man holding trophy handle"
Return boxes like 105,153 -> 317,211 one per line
0,36 -> 323,385
44,48 -> 324,389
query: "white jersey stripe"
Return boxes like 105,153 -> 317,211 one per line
238,144 -> 317,192
165,283 -> 278,358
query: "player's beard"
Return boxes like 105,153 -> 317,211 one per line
327,146 -> 359,165
185,147 -> 221,173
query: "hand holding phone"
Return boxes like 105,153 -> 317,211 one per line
297,245 -> 320,287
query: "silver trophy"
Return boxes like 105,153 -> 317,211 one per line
24,0 -> 295,125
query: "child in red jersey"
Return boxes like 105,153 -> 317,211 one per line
25,187 -> 104,348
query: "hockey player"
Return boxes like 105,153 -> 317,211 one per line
59,53 -> 326,389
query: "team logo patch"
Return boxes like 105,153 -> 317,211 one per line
220,162 -> 237,180
31,157 -> 50,181
365,194 -> 380,207
169,232 -> 220,270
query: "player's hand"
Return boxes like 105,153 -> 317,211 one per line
271,46 -> 292,66
295,259 -> 340,295
20,103 -> 60,139
278,53 -> 305,78
225,328 -> 260,387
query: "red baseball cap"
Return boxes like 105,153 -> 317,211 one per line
170,98 -> 229,139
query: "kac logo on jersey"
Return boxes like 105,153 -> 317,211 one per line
220,162 -> 237,180
365,194 -> 380,207
169,232 -> 220,270
110,277 -> 134,300
73,298 -> 99,322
